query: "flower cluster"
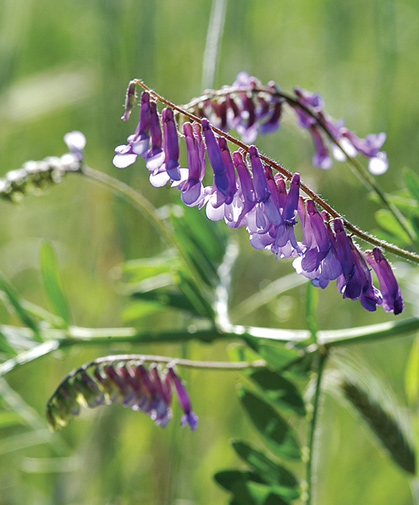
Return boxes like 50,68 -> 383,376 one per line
113,89 -> 403,314
46,358 -> 198,431
0,131 -> 85,202
186,72 -> 388,174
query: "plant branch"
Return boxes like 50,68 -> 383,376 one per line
135,80 -> 419,264
182,84 -> 418,247
306,351 -> 328,505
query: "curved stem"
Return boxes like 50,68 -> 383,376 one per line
81,353 -> 266,371
306,351 -> 328,505
81,165 -> 213,296
182,84 -> 417,246
135,80 -> 419,264
82,165 -> 172,245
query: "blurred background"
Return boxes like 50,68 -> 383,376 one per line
1,0 -> 419,503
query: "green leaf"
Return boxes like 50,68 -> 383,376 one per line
305,282 -> 318,342
121,253 -> 179,284
232,440 -> 300,499
120,301 -> 164,322
214,470 -> 265,492
405,336 -> 419,406
0,274 -> 41,340
256,343 -> 303,372
40,241 -> 70,325
238,388 -> 301,460
374,209 -> 411,246
214,471 -> 289,505
227,343 -> 263,363
177,270 -> 214,318
180,205 -> 227,263
247,369 -> 306,416
404,168 -> 419,204
131,286 -> 198,313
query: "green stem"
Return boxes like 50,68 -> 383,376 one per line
306,351 -> 328,505
2,315 -> 419,379
72,353 -> 266,372
81,165 -> 213,300
410,478 -> 419,505
81,165 -> 172,245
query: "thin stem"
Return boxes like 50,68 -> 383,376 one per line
306,351 -> 328,505
81,353 -> 266,371
81,165 -> 213,297
201,0 -> 227,90
410,478 -> 419,505
214,240 -> 239,330
135,80 -> 419,264
82,165 -> 172,245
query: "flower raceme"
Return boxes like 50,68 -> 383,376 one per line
46,359 -> 198,431
112,82 -> 403,314
184,72 -> 388,174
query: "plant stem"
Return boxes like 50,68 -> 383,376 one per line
135,80 -> 419,264
74,353 -> 266,371
306,351 -> 328,505
2,315 -> 419,378
201,0 -> 227,90
81,165 -> 212,297
81,165 -> 172,245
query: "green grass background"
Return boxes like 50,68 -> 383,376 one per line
0,0 -> 419,503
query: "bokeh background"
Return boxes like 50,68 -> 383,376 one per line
1,0 -> 419,503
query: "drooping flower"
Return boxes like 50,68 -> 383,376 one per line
46,359 -> 198,431
365,248 -> 404,315
113,91 -> 152,169
112,85 -> 403,314
167,366 -> 199,430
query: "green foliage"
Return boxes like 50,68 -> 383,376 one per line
238,388 -> 301,460
1,0 -> 419,503
40,241 -> 71,326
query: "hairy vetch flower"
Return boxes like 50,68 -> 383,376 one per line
113,84 -> 403,314
46,358 -> 198,431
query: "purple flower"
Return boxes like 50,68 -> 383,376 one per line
310,126 -> 332,169
113,91 -> 151,169
365,248 -> 404,315
146,101 -> 164,167
175,122 -> 205,206
168,367 -> 198,430
162,107 -> 181,181
223,150 -> 256,228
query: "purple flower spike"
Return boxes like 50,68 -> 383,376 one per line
162,108 -> 181,181
365,248 -> 404,315
168,367 -> 198,430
